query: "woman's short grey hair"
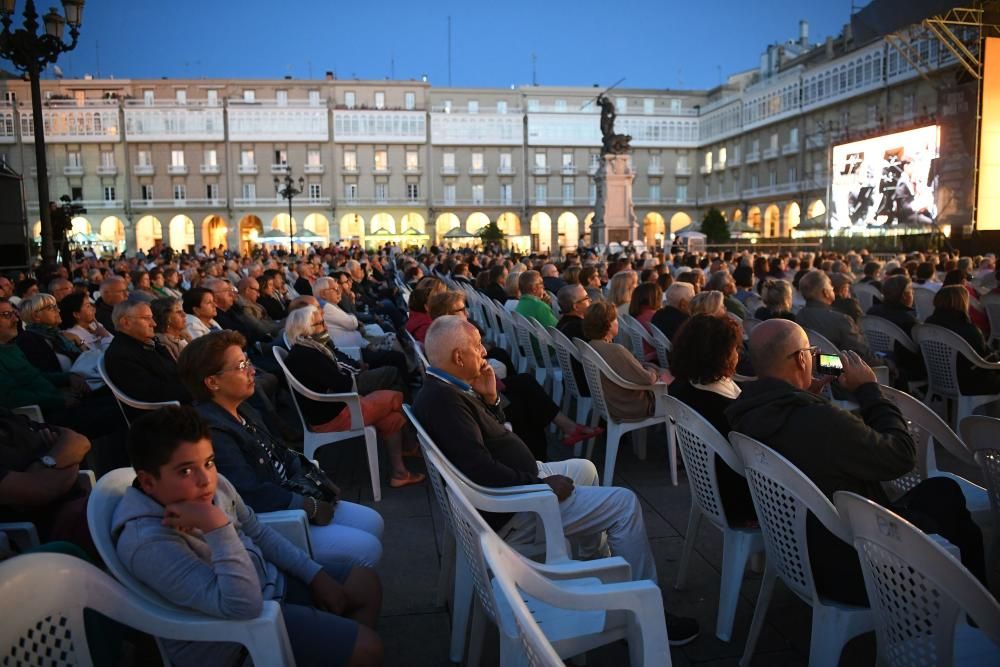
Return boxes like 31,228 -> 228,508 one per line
689,290 -> 724,317
18,292 -> 56,322
150,297 -> 179,333
284,304 -> 319,343
761,278 -> 793,312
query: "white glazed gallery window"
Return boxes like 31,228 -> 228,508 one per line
615,97 -> 627,113
405,151 -> 419,170
100,151 -> 114,168
404,92 -> 415,110
534,152 -> 546,168
467,100 -> 479,114
243,89 -> 255,102
471,184 -> 484,204
499,152 -> 512,171
67,151 -> 82,167
643,98 -> 654,114
307,149 -> 321,166
204,149 -> 218,166
496,100 -> 508,114
443,183 -> 456,204
309,183 -> 322,199
143,89 -> 154,105
554,99 -> 567,112
374,149 -> 388,171
276,90 -> 288,107
670,98 -> 681,112
309,90 -> 321,106
562,182 -> 574,203
207,90 -> 218,106
676,184 -> 687,203
562,152 -> 573,167
526,98 -> 539,112
442,152 -> 455,169
175,89 -> 187,104
140,184 -> 154,200
241,149 -> 254,166
344,183 -> 358,201
535,183 -> 547,205
471,152 -> 484,171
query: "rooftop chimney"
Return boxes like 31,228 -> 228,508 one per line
825,36 -> 834,59
843,22 -> 853,45
799,20 -> 809,47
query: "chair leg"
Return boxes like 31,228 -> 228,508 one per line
466,601 -> 487,667
674,506 -> 701,590
436,530 -> 455,607
584,404 -> 600,461
364,427 -> 382,502
601,426 -> 623,486
450,549 -> 474,663
573,399 -> 588,458
716,530 -> 755,642
632,428 -> 648,460
807,605 -> 872,667
666,420 -> 678,487
739,568 -> 777,667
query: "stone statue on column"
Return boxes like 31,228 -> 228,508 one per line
592,95 -> 636,246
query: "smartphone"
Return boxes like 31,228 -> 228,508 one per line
817,353 -> 844,376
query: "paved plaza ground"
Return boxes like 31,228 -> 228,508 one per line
318,427 -> 985,667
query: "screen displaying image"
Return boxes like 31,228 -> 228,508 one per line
831,125 -> 940,230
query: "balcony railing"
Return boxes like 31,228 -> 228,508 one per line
560,164 -> 577,175
341,164 -> 359,174
647,165 -> 664,175
238,164 -> 258,174
440,165 -> 457,175
63,165 -> 83,176
271,163 -> 290,174
469,166 -> 487,175
532,165 -> 551,176
403,165 -> 422,174
28,198 -> 123,211
303,164 -> 325,174
728,155 -> 741,167
433,198 -> 517,207
338,197 -> 427,206
372,165 -> 391,174
134,164 -> 154,175
699,165 -> 711,175
762,147 -> 778,160
497,166 -> 516,175
167,164 -> 189,175
744,151 -> 760,164
782,142 -> 799,155
96,165 -> 117,176
675,165 -> 692,176
713,161 -> 725,171
200,164 -> 221,174
130,198 -> 227,208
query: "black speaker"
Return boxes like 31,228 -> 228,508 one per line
0,164 -> 29,269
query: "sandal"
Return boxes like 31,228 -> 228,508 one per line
389,470 -> 426,488
561,424 -> 605,447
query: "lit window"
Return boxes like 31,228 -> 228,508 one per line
374,149 -> 388,171
171,150 -> 185,167
471,184 -> 484,204
243,90 -> 255,102
471,152 -> 484,171
406,151 -> 419,170
307,149 -> 321,166
343,150 -> 357,171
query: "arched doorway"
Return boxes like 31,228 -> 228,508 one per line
763,205 -> 780,238
557,212 -> 579,251
529,212 -> 552,252
434,213 -> 460,243
582,212 -> 595,243
70,216 -> 91,235
238,214 -> 264,253
271,213 -> 298,234
202,215 -> 228,250
400,212 -> 425,234
303,213 -> 331,240
496,211 -> 521,236
747,206 -> 762,231
370,213 -> 396,235
168,215 -> 195,251
642,212 -> 665,247
783,202 -> 801,236
731,209 -> 743,223
135,215 -> 163,253
466,212 -> 490,234
339,214 -> 364,243
669,211 -> 692,234
807,199 -> 826,220
99,216 -> 125,253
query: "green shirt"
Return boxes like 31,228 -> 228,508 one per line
515,294 -> 558,328
0,343 -> 65,411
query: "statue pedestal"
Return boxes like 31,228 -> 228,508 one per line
591,154 -> 637,246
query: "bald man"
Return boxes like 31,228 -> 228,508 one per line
726,319 -> 986,605
413,315 -> 700,645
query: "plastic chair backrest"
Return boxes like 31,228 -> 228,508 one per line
729,432 -> 850,605
530,320 -> 560,377
912,287 -> 936,321
663,395 -> 745,529
981,293 -> 1000,342
272,345 -> 364,434
482,533 -> 566,667
879,384 -> 973,495
804,327 -> 839,355
511,311 -> 541,369
834,491 -> 1000,665
912,324 -> 970,399
548,326 -> 585,400
575,339 -> 614,421
852,283 -> 883,312
496,307 -> 522,366
618,313 -> 648,360
859,315 -> 918,356
403,405 -> 453,528
98,355 -> 180,426
960,415 -> 1000,517
648,325 -> 672,369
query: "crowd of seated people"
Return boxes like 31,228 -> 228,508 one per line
4,242 -> 1000,665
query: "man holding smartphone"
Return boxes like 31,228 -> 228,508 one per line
726,319 -> 986,605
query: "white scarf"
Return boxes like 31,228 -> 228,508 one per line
691,377 -> 742,399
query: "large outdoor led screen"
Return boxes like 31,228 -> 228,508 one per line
831,125 -> 940,231
978,37 -> 1000,231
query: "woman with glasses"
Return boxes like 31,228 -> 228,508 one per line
178,330 -> 387,570
282,306 -> 424,489
16,293 -> 86,381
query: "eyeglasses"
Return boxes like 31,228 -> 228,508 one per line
575,296 -> 592,305
215,357 -> 253,375
0,310 -> 18,319
38,304 -> 59,312
450,306 -> 467,315
787,345 -> 819,360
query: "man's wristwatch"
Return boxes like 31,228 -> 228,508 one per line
39,455 -> 58,469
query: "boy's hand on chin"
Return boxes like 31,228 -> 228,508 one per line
163,501 -> 229,533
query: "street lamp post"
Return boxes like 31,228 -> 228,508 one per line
1,0 -> 84,266
274,170 -> 304,252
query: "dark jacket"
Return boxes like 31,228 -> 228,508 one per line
925,308 -> 1000,394
194,400 -> 307,512
14,330 -> 71,386
650,306 -> 688,341
283,344 -> 355,426
725,377 -> 914,506
94,298 -> 116,334
104,332 -> 192,405
542,276 -> 567,295
866,302 -> 924,381
797,299 -> 873,361
481,283 -> 507,305
293,277 -> 313,296
754,307 -> 796,323
215,305 -> 272,345
257,294 -> 287,321
556,315 -> 588,397
413,375 -> 540,527
832,296 -> 863,324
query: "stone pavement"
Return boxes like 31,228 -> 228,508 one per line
318,423 -> 990,667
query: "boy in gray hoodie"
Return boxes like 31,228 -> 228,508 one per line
112,406 -> 383,666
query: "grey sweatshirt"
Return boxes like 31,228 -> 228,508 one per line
112,474 -> 322,666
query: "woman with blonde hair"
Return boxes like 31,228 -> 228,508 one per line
503,270 -> 522,312
608,270 -> 638,316
689,290 -> 726,318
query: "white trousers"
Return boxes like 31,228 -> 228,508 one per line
308,500 -> 384,569
504,458 -> 658,582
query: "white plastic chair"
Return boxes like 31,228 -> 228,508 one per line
495,306 -> 524,373
548,327 -> 597,457
852,283 -> 883,312
403,405 -> 570,664
834,491 -> 1000,667
447,468 -> 669,667
913,286 -> 936,321
511,311 -> 546,386
804,327 -> 839,355
981,292 -> 1000,348
729,432 -> 873,667
273,346 -> 382,502
529,320 -> 563,407
86,467 -> 305,665
664,396 -> 764,642
98,355 -> 180,426
10,403 -> 44,422
648,324 -> 672,369
619,313 -> 657,363
912,323 -> 1000,429
0,553 -> 295,667
958,415 -> 1000,589
860,315 -> 925,394
878,385 -> 991,527
575,340 -> 677,486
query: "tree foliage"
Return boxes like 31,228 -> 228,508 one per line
477,221 -> 506,244
701,207 -> 730,243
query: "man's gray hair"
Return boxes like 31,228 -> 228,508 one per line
314,276 -> 335,293
557,284 -> 582,314
664,282 -> 695,307
425,315 -> 474,367
284,304 -> 318,343
111,299 -> 149,327
203,278 -> 229,293
99,276 -> 125,296
798,269 -> 829,301
706,270 -> 732,292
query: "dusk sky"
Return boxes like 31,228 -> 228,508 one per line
3,0 -> 864,89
